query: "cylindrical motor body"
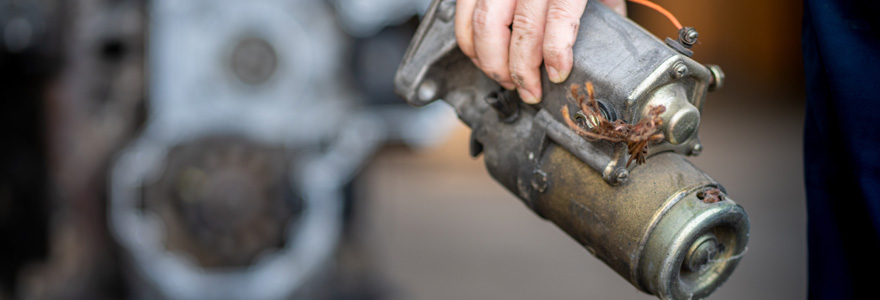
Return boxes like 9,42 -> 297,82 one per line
471,103 -> 748,299
535,148 -> 748,299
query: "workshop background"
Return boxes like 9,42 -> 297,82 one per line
1,0 -> 805,300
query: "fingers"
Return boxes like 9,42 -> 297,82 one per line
600,0 -> 627,16
472,0 -> 517,90
459,0 -> 602,103
543,0 -> 588,84
509,0 -> 549,103
455,0 -> 479,65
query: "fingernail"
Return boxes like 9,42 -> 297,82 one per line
501,82 -> 516,90
547,65 -> 562,83
519,89 -> 540,104
551,65 -> 571,83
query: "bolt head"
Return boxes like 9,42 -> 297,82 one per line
417,79 -> 439,103
673,63 -> 689,79
686,30 -> 699,43
531,170 -> 548,193
684,234 -> 720,273
680,27 -> 699,46
612,168 -> 629,185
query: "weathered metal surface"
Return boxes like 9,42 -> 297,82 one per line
394,0 -> 750,299
536,150 -> 748,300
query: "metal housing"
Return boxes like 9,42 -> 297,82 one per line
394,0 -> 748,299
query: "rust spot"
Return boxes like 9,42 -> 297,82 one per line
697,188 -> 724,204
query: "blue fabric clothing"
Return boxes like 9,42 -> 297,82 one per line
803,0 -> 880,298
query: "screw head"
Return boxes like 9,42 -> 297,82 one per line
684,234 -> 720,273
680,27 -> 699,47
686,30 -> 699,43
612,168 -> 629,185
531,170 -> 548,193
673,62 -> 689,79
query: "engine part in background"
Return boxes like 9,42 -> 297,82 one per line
108,0 -> 370,299
111,128 -> 363,300
350,17 -> 458,148
2,0 -> 453,299
7,0 -> 146,299
331,0 -> 429,37
394,0 -> 748,299
109,0 -> 453,299
143,136 -> 302,269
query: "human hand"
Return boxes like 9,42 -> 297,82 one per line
455,0 -> 626,104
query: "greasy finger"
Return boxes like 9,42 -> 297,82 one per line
455,0 -> 479,60
473,0 -> 517,89
509,0 -> 549,103
543,0 -> 588,84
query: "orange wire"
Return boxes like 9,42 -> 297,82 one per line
627,0 -> 683,30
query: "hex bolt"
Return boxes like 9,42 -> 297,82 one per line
673,62 -> 689,79
531,170 -> 548,193
611,168 -> 629,185
684,234 -> 720,273
417,79 -> 439,103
